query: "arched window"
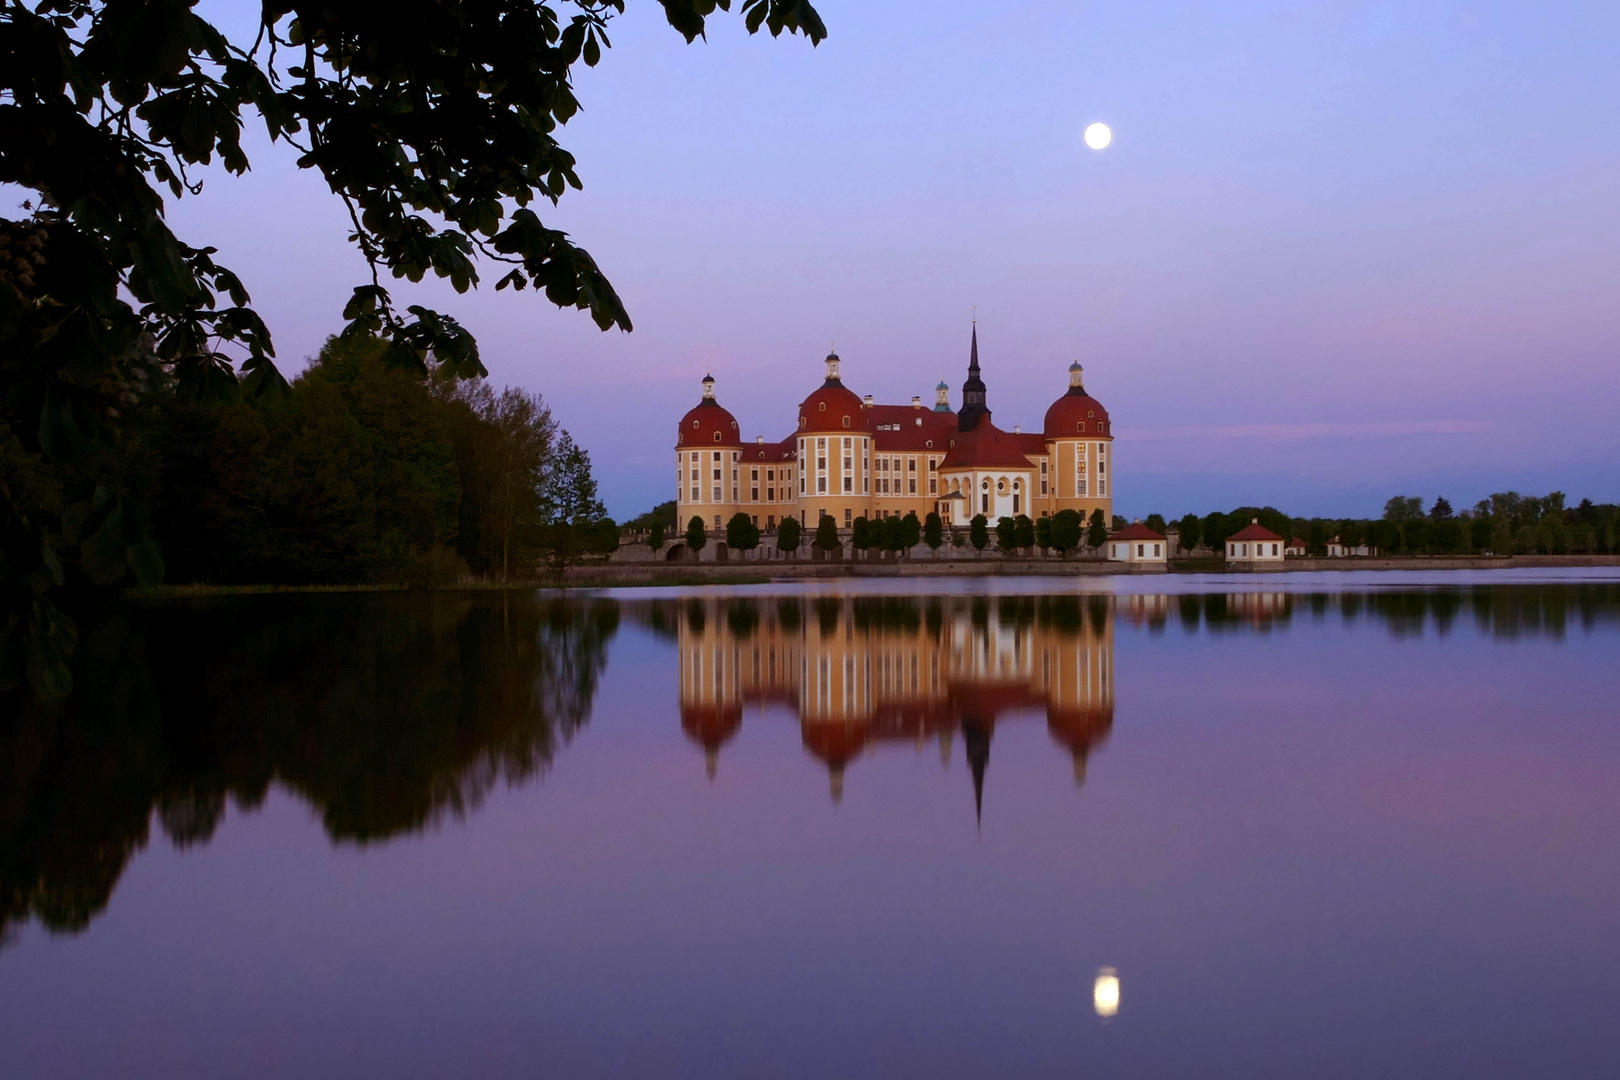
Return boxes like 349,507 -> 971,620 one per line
842,416 -> 850,427
713,432 -> 721,442
819,402 -> 826,411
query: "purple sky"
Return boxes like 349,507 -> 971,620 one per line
157,2 -> 1620,519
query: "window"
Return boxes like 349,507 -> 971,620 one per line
909,479 -> 916,494
712,468 -> 721,480
751,488 -> 758,501
714,515 -> 721,528
1098,479 -> 1106,495
842,416 -> 849,427
844,508 -> 852,526
843,476 -> 852,492
843,438 -> 851,448
843,456 -> 851,471
690,469 -> 698,480
929,479 -> 937,494
767,488 -> 775,501
817,456 -> 827,471
981,494 -> 989,514
908,457 -> 916,472
712,488 -> 721,501
690,487 -> 698,501
1041,480 -> 1048,495
819,402 -> 826,411
766,469 -> 775,481
817,477 -> 827,493
1040,461 -> 1047,474
767,516 -> 775,528
1137,544 -> 1144,557
713,432 -> 721,442
1013,494 -> 1020,514
751,469 -> 759,480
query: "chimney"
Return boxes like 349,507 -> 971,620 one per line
1013,425 -> 1021,434
863,394 -> 874,407
911,396 -> 922,409
756,435 -> 764,445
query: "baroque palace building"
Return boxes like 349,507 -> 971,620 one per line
676,325 -> 1115,534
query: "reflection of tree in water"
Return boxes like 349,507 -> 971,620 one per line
0,593 -> 617,943
1137,584 -> 1620,638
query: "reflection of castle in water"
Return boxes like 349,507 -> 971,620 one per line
676,596 -> 1115,816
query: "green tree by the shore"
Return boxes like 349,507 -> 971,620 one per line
969,514 -> 990,553
777,515 -> 802,556
1051,510 -> 1082,555
726,512 -> 760,554
1087,510 -> 1108,550
813,515 -> 840,553
685,516 -> 707,555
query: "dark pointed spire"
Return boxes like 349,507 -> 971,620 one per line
962,719 -> 991,826
957,321 -> 990,432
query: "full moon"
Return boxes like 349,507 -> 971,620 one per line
1083,122 -> 1113,150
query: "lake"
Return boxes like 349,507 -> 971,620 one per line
2,571 -> 1617,1078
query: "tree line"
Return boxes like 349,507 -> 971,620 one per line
655,508 -> 1118,558
1,333 -> 616,597
1156,493 -> 1620,556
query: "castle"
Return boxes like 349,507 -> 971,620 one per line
675,326 -> 1115,535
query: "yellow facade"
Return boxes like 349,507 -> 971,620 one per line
676,340 -> 1115,537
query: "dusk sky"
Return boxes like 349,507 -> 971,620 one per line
167,0 -> 1619,520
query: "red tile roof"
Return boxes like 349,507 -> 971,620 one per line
939,421 -> 1037,469
1109,522 -> 1166,541
677,399 -> 742,448
1229,520 -> 1284,541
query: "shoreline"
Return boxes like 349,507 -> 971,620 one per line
122,554 -> 1620,597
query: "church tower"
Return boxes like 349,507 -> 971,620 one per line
957,323 -> 990,433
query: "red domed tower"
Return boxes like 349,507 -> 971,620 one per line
1042,362 -> 1113,522
793,351 -> 871,533
675,375 -> 744,535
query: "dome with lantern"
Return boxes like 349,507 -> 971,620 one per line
797,351 -> 870,434
677,374 -> 743,448
1043,361 -> 1111,438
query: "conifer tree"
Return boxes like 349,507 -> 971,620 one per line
1087,509 -> 1109,550
777,515 -> 802,555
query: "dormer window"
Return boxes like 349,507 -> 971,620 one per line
842,416 -> 850,427
819,402 -> 826,411
1088,410 -> 1095,418
713,432 -> 721,442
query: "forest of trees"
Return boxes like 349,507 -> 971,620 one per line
1162,493 -> 1620,557
0,334 -> 617,590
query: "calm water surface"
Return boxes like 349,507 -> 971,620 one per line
3,572 -> 1618,1078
